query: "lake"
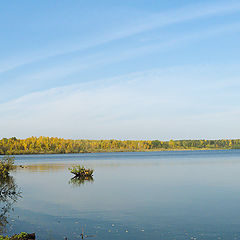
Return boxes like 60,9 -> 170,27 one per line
2,150 -> 240,240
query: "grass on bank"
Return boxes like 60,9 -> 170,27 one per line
0,233 -> 35,240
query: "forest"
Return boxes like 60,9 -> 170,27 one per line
0,137 -> 240,155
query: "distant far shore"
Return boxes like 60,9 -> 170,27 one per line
0,148 -> 237,156
0,136 -> 240,155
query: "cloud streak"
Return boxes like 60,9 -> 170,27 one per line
1,62 -> 240,139
1,1 -> 240,75
3,19 -> 240,98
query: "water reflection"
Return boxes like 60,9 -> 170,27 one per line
0,176 -> 21,233
18,164 -> 66,172
69,176 -> 94,187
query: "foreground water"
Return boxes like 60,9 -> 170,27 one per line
2,150 -> 240,239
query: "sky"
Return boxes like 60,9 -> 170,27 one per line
1,0 -> 240,140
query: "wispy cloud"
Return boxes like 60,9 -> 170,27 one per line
3,19 -> 240,96
1,62 -> 240,139
1,1 -> 240,75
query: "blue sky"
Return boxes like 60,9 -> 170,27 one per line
1,0 -> 240,140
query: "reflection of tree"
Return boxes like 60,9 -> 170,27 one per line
69,176 -> 94,187
0,176 -> 21,233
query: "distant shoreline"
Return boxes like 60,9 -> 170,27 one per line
1,137 -> 239,155
0,148 -> 237,156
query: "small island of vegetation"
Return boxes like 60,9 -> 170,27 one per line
69,165 -> 94,178
69,165 -> 94,187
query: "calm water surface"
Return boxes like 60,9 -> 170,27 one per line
2,150 -> 240,240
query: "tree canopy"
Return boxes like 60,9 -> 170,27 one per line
0,137 -> 239,155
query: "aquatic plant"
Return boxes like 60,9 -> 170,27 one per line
69,165 -> 94,178
69,166 -> 94,187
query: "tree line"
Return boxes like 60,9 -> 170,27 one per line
0,137 -> 240,155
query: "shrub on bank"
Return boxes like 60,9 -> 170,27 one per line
0,156 -> 15,177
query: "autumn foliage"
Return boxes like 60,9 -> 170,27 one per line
0,137 -> 240,155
